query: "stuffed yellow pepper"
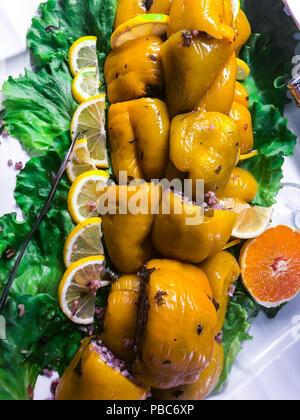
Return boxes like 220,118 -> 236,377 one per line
168,0 -> 235,41
114,0 -> 172,29
218,167 -> 258,203
56,337 -> 148,400
103,275 -> 141,362
105,36 -> 164,104
230,101 -> 254,154
170,110 -> 240,192
108,98 -> 170,182
202,251 -> 240,332
234,81 -> 250,108
196,53 -> 237,115
152,342 -> 224,400
161,31 -> 235,116
233,10 -> 252,55
98,183 -> 161,274
133,259 -> 217,389
152,190 -> 238,264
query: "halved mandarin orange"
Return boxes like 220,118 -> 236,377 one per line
240,225 -> 300,308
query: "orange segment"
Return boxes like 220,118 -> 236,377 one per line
240,225 -> 300,308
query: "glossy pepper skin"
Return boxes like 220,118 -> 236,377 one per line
114,0 -> 172,29
160,31 -> 235,117
152,190 -> 238,264
202,251 -> 240,332
152,342 -> 224,400
234,82 -> 250,109
233,10 -> 251,55
133,259 -> 217,389
108,98 -> 170,182
170,110 -> 240,192
105,36 -> 164,104
99,183 -> 161,274
230,101 -> 254,154
56,337 -> 148,400
196,52 -> 237,114
218,167 -> 258,203
168,0 -> 235,41
103,275 -> 141,362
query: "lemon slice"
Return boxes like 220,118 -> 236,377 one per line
59,256 -> 110,324
69,36 -> 98,77
239,150 -> 258,162
236,58 -> 250,82
220,197 -> 251,213
64,218 -> 104,267
111,14 -> 170,49
231,0 -> 240,22
72,67 -> 101,104
71,95 -> 108,168
68,170 -> 110,224
66,139 -> 97,183
232,206 -> 274,239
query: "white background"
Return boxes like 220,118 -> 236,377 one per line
0,0 -> 300,401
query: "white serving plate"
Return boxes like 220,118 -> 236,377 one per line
0,0 -> 300,401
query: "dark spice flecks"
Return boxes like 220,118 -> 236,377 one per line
213,298 -> 220,312
154,290 -> 167,306
148,54 -> 157,62
144,0 -> 153,11
129,138 -> 138,144
73,358 -> 83,377
2,246 -> 16,261
215,165 -> 222,174
197,325 -> 203,336
181,31 -> 193,47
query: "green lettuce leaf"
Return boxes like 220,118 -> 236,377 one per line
0,294 -> 82,400
214,285 -> 260,394
0,152 -> 74,297
27,0 -> 117,85
2,62 -> 75,157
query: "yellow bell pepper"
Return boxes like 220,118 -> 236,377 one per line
233,10 -> 252,55
218,167 -> 258,203
234,81 -> 250,109
108,98 -> 170,182
152,342 -> 224,400
133,259 -> 217,389
170,110 -> 240,192
56,337 -> 148,400
223,0 -> 234,25
202,251 -> 240,332
105,36 -> 164,104
99,183 -> 161,274
114,0 -> 172,29
230,101 -> 254,154
152,190 -> 238,264
196,52 -> 237,114
160,31 -> 235,117
103,275 -> 141,362
168,0 -> 236,41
